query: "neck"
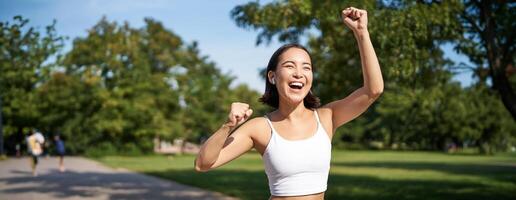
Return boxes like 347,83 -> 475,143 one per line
275,99 -> 310,120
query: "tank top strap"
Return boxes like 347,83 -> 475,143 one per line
313,109 -> 321,125
264,115 -> 277,134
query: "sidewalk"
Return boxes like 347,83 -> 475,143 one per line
0,156 -> 237,200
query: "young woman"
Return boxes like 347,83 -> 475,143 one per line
195,7 -> 383,199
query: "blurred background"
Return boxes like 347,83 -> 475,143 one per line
0,0 -> 515,199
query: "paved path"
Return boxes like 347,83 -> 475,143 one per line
0,156 -> 237,200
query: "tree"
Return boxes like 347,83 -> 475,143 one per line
0,16 -> 64,153
36,72 -> 104,153
231,0 -> 461,96
59,17 -> 240,154
373,80 -> 516,152
229,0 -> 515,152
455,0 -> 516,120
1,15 -> 276,155
463,84 -> 516,154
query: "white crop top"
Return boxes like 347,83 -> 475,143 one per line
263,110 -> 332,196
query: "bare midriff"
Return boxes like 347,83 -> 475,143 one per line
269,192 -> 325,200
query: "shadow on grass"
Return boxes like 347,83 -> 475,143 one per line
332,161 -> 516,184
144,167 -> 516,200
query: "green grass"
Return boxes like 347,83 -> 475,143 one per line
95,150 -> 516,200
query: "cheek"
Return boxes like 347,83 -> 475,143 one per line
278,70 -> 292,80
305,73 -> 313,85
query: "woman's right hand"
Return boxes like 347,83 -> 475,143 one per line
224,102 -> 253,129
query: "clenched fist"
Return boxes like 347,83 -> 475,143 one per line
341,7 -> 368,33
224,102 -> 253,128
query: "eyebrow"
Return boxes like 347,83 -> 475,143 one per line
280,60 -> 312,66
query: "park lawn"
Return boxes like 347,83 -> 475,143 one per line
96,150 -> 516,200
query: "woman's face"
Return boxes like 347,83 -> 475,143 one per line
269,47 -> 313,106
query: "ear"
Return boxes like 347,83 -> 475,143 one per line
267,71 -> 275,85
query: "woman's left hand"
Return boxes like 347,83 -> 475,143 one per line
341,7 -> 368,33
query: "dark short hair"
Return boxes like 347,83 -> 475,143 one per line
260,44 -> 320,109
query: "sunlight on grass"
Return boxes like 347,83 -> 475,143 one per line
96,150 -> 516,200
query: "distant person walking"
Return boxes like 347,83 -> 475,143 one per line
54,135 -> 66,172
27,130 -> 45,176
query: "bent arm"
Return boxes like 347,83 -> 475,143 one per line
194,124 -> 233,171
194,119 -> 256,172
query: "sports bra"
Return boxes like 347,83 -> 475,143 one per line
263,110 -> 332,196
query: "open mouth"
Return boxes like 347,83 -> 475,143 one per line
289,82 -> 304,90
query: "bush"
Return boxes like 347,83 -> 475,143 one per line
85,142 -> 118,158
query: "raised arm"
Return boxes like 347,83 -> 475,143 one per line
323,7 -> 384,132
194,102 -> 256,172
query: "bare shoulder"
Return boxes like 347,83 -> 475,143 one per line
316,107 -> 332,123
241,116 -> 272,154
238,116 -> 270,137
316,107 -> 334,135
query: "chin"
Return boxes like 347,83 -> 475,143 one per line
285,93 -> 308,105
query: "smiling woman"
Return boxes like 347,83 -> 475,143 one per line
195,7 -> 384,200
261,44 -> 320,109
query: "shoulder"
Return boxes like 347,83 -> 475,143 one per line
315,107 -> 334,134
315,107 -> 332,120
235,117 -> 271,138
240,117 -> 273,151
241,117 -> 270,131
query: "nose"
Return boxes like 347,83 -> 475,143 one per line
293,68 -> 303,79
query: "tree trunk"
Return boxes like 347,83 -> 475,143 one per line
480,0 -> 516,121
493,70 -> 516,120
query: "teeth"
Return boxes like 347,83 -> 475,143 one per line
289,82 -> 304,87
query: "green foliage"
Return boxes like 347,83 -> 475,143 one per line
230,0 -> 515,153
229,84 -> 270,117
232,0 -> 462,95
36,72 -> 103,153
370,82 -> 515,152
0,16 -> 64,150
455,1 -> 516,120
1,16 -> 265,155
1,0 -> 513,155
57,17 -> 246,153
